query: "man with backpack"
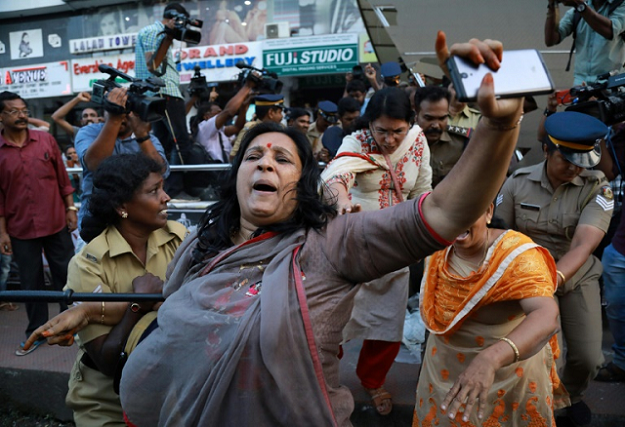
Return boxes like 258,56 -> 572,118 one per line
545,0 -> 625,85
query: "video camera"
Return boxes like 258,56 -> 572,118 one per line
188,66 -> 218,99
564,71 -> 625,126
164,10 -> 203,45
235,62 -> 283,94
91,64 -> 167,123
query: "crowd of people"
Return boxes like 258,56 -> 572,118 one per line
2,1 -> 625,426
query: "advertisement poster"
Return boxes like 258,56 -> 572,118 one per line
359,33 -> 377,64
71,54 -> 136,92
262,34 -> 358,76
10,29 -> 44,60
0,61 -> 72,99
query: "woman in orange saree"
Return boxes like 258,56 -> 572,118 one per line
414,204 -> 569,426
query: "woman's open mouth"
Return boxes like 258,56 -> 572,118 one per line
253,182 -> 277,193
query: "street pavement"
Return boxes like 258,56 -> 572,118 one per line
1,303 -> 624,426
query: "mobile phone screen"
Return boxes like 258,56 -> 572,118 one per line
447,49 -> 554,102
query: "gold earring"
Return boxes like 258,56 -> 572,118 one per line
487,219 -> 491,225
121,211 -> 128,219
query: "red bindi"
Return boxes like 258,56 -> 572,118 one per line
266,143 -> 272,148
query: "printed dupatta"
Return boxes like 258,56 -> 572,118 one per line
120,230 -> 337,426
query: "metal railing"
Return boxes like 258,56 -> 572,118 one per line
0,290 -> 164,303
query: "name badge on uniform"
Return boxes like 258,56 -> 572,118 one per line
520,203 -> 540,211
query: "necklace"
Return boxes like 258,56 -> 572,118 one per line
452,229 -> 490,267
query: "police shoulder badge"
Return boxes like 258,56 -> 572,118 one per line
601,186 -> 614,200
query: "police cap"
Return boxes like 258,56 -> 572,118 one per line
255,94 -> 284,108
544,111 -> 607,168
380,61 -> 402,78
317,100 -> 338,124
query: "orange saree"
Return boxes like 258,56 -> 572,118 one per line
414,230 -> 569,427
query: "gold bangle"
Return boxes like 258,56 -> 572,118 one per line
556,270 -> 566,285
499,337 -> 520,363
482,115 -> 524,131
100,301 -> 105,325
66,206 -> 78,212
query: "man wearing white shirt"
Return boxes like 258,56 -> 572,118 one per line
196,79 -> 256,163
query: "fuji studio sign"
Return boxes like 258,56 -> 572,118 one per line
262,34 -> 358,76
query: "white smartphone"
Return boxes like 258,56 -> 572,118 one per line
447,49 -> 554,102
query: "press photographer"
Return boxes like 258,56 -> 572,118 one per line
74,86 -> 168,230
135,2 -> 202,197
188,66 -> 217,101
91,64 -> 166,123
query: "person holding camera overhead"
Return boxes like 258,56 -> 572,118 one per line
545,0 -> 625,85
75,87 -> 168,231
194,76 -> 257,164
135,2 -> 197,198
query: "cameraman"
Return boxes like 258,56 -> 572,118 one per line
135,2 -> 194,196
545,0 -> 625,85
75,87 -> 168,229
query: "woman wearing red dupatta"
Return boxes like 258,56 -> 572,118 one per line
414,204 -> 568,427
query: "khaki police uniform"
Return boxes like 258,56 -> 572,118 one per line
497,162 -> 613,402
230,119 -> 261,159
448,105 -> 481,130
306,121 -> 329,156
428,129 -> 466,187
65,221 -> 187,427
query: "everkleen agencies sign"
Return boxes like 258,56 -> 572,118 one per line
0,61 -> 71,99
70,34 -> 138,54
176,41 -> 263,83
71,54 -> 135,92
263,34 -> 358,76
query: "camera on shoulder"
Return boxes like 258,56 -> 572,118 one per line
91,64 -> 167,122
164,10 -> 203,45
188,66 -> 218,99
235,62 -> 283,94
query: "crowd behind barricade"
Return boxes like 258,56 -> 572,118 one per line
1,1 -> 625,426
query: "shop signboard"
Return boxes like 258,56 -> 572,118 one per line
69,34 -> 138,54
176,41 -> 263,84
0,61 -> 72,99
262,34 -> 358,76
71,53 -> 136,92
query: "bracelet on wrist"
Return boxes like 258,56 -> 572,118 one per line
482,115 -> 524,131
499,337 -> 520,363
66,206 -> 78,212
556,270 -> 566,285
100,301 -> 106,324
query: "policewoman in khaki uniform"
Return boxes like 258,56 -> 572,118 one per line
496,112 -> 613,427
63,154 -> 186,427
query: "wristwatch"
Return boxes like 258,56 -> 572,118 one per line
135,135 -> 150,144
543,108 -> 556,117
576,2 -> 587,13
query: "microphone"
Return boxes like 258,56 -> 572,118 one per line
235,62 -> 253,70
597,70 -> 618,80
